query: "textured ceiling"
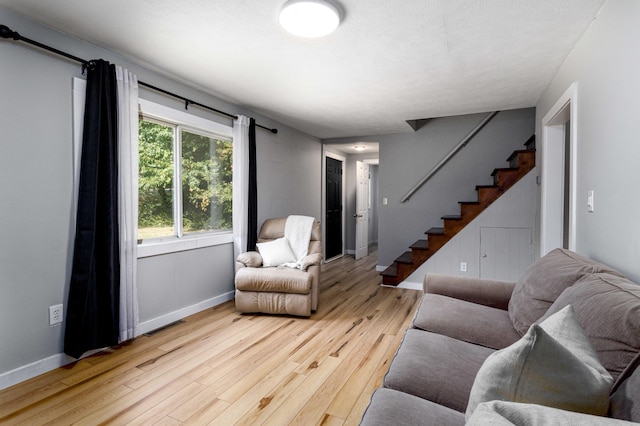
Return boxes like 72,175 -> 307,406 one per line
0,0 -> 606,139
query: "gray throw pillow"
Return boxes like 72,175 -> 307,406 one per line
466,305 -> 613,420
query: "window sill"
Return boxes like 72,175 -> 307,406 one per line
137,232 -> 233,258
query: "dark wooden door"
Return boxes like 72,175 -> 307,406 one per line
326,157 -> 343,259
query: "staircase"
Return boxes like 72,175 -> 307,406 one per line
381,135 -> 536,286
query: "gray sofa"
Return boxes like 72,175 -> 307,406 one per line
361,248 -> 640,425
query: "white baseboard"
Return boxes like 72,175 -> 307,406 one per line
0,291 -> 235,391
0,353 -> 74,391
380,280 -> 423,291
137,291 -> 235,335
376,264 -> 388,272
394,281 -> 423,291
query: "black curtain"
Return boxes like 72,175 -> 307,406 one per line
64,60 -> 120,359
247,118 -> 258,251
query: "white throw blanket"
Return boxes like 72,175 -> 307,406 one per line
283,215 -> 315,269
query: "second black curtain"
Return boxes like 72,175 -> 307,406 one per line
247,118 -> 257,251
64,60 -> 120,359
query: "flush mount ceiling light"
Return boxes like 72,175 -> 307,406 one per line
279,0 -> 341,38
353,145 -> 367,151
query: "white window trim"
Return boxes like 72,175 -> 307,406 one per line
137,232 -> 233,258
137,98 -> 234,257
138,99 -> 232,138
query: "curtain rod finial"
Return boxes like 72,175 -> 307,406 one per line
0,25 -> 20,40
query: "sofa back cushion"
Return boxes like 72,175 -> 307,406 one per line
539,272 -> 640,381
508,248 -> 624,335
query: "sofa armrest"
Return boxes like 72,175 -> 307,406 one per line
423,273 -> 515,310
236,251 -> 263,271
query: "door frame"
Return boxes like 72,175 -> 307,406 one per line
322,149 -> 346,261
540,82 -> 578,255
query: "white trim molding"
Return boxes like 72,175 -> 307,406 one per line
540,82 -> 578,256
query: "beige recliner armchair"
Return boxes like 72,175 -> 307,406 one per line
235,217 -> 323,317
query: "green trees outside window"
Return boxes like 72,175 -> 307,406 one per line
181,129 -> 233,234
138,119 -> 232,241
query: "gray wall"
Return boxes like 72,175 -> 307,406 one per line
0,6 -> 321,383
257,129 -> 322,225
535,0 -> 640,283
326,108 -> 535,266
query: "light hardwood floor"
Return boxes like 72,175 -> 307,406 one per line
0,251 -> 421,425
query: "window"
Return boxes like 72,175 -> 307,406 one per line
137,99 -> 233,247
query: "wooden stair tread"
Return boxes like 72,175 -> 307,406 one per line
394,251 -> 413,264
410,239 -> 429,250
476,184 -> 498,190
507,149 -> 535,162
381,264 -> 397,277
491,167 -> 518,177
441,215 -> 462,220
426,227 -> 444,235
459,201 -> 480,206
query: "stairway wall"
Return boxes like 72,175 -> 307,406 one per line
402,170 -> 537,287
377,108 -> 535,267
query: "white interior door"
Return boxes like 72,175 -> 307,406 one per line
355,161 -> 369,260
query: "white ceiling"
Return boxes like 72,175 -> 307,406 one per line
1,0 -> 606,139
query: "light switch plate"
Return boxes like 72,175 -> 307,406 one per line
587,190 -> 594,212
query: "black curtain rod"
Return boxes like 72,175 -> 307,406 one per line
0,24 -> 278,134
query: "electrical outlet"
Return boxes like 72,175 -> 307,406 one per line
49,304 -> 63,326
460,262 -> 468,272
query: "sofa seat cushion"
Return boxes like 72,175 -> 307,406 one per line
235,267 -> 311,294
508,248 -> 624,335
413,294 -> 521,350
360,388 -> 465,426
383,329 -> 494,413
468,401 -> 633,426
540,272 -> 640,381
